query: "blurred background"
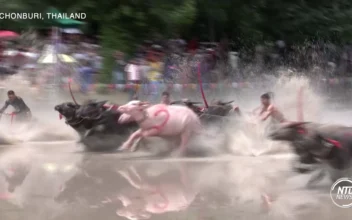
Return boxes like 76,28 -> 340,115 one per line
0,0 -> 352,102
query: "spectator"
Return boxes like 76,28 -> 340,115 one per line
138,58 -> 150,82
147,52 -> 164,102
160,91 -> 171,104
113,51 -> 126,84
188,37 -> 199,55
93,55 -> 102,71
125,59 -> 141,100
163,54 -> 175,82
79,60 -> 94,94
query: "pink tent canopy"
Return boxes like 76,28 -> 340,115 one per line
0,31 -> 19,40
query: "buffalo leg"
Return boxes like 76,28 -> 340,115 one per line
84,129 -> 93,138
130,137 -> 142,152
293,148 -> 318,173
307,169 -> 326,186
178,130 -> 192,155
135,129 -> 162,152
329,169 -> 347,183
120,129 -> 142,150
123,128 -> 162,152
293,160 -> 316,174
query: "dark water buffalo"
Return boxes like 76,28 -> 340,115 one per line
170,100 -> 204,116
202,100 -> 239,122
54,101 -> 138,151
268,122 -> 352,183
171,99 -> 239,123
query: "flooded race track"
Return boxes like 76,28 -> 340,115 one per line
0,75 -> 351,219
0,142 -> 351,220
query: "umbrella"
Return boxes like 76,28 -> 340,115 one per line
23,52 -> 39,59
3,50 -> 18,56
23,64 -> 37,69
0,31 -> 19,40
37,54 -> 76,64
72,53 -> 87,60
61,28 -> 82,34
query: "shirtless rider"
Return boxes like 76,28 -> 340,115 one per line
256,93 -> 286,123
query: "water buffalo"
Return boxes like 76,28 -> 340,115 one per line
170,100 -> 204,116
54,101 -> 138,151
268,122 -> 352,183
118,101 -> 201,156
201,100 -> 240,123
170,99 -> 239,124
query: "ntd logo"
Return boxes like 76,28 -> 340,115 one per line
331,178 -> 352,208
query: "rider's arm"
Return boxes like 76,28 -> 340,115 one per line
260,105 -> 274,121
14,97 -> 28,113
0,101 -> 9,113
252,106 -> 261,115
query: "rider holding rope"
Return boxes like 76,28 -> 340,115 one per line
256,92 -> 286,123
0,90 -> 32,122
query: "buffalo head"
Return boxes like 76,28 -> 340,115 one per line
268,122 -> 310,141
118,100 -> 150,115
76,100 -> 108,119
212,100 -> 234,106
54,102 -> 80,120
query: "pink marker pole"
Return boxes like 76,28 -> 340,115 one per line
68,78 -> 78,105
197,63 -> 208,108
297,86 -> 304,121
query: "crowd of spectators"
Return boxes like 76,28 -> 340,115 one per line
3,31 -> 352,98
107,37 -> 240,99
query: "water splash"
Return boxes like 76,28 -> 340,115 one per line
188,73 -> 324,157
0,73 -> 79,144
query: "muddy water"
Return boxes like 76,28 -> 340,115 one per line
0,74 -> 351,219
0,142 -> 350,220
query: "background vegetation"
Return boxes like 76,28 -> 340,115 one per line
2,0 -> 352,80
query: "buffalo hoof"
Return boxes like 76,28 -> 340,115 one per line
118,143 -> 130,151
130,138 -> 144,152
293,162 -> 315,174
307,170 -> 326,186
294,167 -> 312,174
84,129 -> 93,138
130,144 -> 140,152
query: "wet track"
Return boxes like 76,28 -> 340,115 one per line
0,76 -> 352,219
0,142 -> 351,220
